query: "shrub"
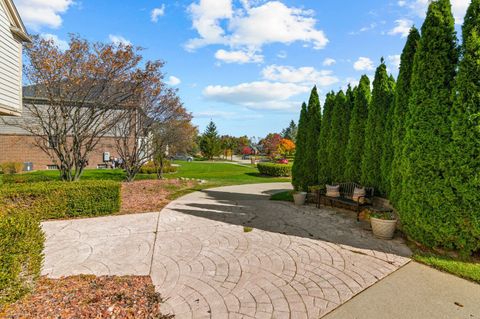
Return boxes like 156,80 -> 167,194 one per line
0,181 -> 121,220
257,162 -> 292,177
1,174 -> 56,184
0,162 -> 23,175
139,161 -> 177,174
0,210 -> 44,306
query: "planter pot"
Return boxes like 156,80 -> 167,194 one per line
370,217 -> 397,239
293,192 -> 307,206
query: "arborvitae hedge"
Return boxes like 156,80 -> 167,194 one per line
292,102 -> 308,190
345,75 -> 371,183
304,86 -> 322,188
390,27 -> 420,206
399,0 -> 459,252
317,92 -> 335,185
380,75 -> 396,195
447,0 -> 480,254
361,60 -> 393,193
327,90 -> 350,182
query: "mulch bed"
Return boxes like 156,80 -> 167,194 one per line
1,275 -> 173,319
120,179 -> 195,214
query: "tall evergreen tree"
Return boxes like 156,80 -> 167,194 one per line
448,0 -> 480,254
199,121 -> 221,160
327,90 -> 350,182
304,86 -> 322,188
361,59 -> 393,193
399,0 -> 458,251
345,75 -> 371,182
390,27 -> 420,206
292,102 -> 308,190
380,75 -> 396,195
317,92 -> 335,185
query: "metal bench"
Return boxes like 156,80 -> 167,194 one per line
317,182 -> 374,221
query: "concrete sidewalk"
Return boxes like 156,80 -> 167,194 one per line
323,261 -> 480,319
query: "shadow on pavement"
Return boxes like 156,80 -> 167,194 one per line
170,188 -> 412,257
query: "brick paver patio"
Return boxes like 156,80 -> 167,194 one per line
42,183 -> 411,318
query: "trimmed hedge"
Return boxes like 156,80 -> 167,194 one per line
1,174 -> 55,184
257,163 -> 292,177
0,181 -> 121,220
0,180 -> 121,305
0,211 -> 44,306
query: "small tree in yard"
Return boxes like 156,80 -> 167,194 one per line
112,61 -> 188,182
279,138 -> 295,158
151,117 -> 196,179
200,121 -> 221,160
260,133 -> 282,159
3,35 -> 147,181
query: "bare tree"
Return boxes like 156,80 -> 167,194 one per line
112,63 -> 190,182
151,116 -> 196,179
2,35 -> 146,181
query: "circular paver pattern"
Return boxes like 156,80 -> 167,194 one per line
42,183 -> 410,319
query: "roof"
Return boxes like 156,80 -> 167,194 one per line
1,0 -> 30,42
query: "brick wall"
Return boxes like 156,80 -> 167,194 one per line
0,134 -> 123,170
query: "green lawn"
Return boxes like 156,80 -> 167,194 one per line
270,190 -> 294,202
169,161 -> 290,187
1,161 -> 290,188
413,253 -> 480,284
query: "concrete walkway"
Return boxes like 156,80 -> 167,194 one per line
41,183 -> 478,318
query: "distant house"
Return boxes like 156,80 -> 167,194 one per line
0,0 -> 30,116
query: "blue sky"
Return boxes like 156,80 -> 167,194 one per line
14,0 -> 469,137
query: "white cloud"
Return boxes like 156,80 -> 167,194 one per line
388,54 -> 401,70
277,50 -> 287,59
345,77 -> 360,88
389,19 -> 412,37
166,76 -> 181,86
353,57 -> 375,71
203,81 -> 309,110
151,4 -> 166,22
109,34 -> 131,46
400,0 -> 469,24
186,1 -> 328,63
261,65 -> 339,86
194,110 -> 262,120
40,33 -> 69,51
15,0 -> 74,30
322,58 -> 336,66
215,49 -> 264,64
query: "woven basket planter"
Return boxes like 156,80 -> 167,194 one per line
370,217 -> 397,239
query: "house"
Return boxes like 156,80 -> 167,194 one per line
0,88 -> 126,170
0,0 -> 30,116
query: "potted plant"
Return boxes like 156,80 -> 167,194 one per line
293,189 -> 307,206
370,211 -> 397,239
